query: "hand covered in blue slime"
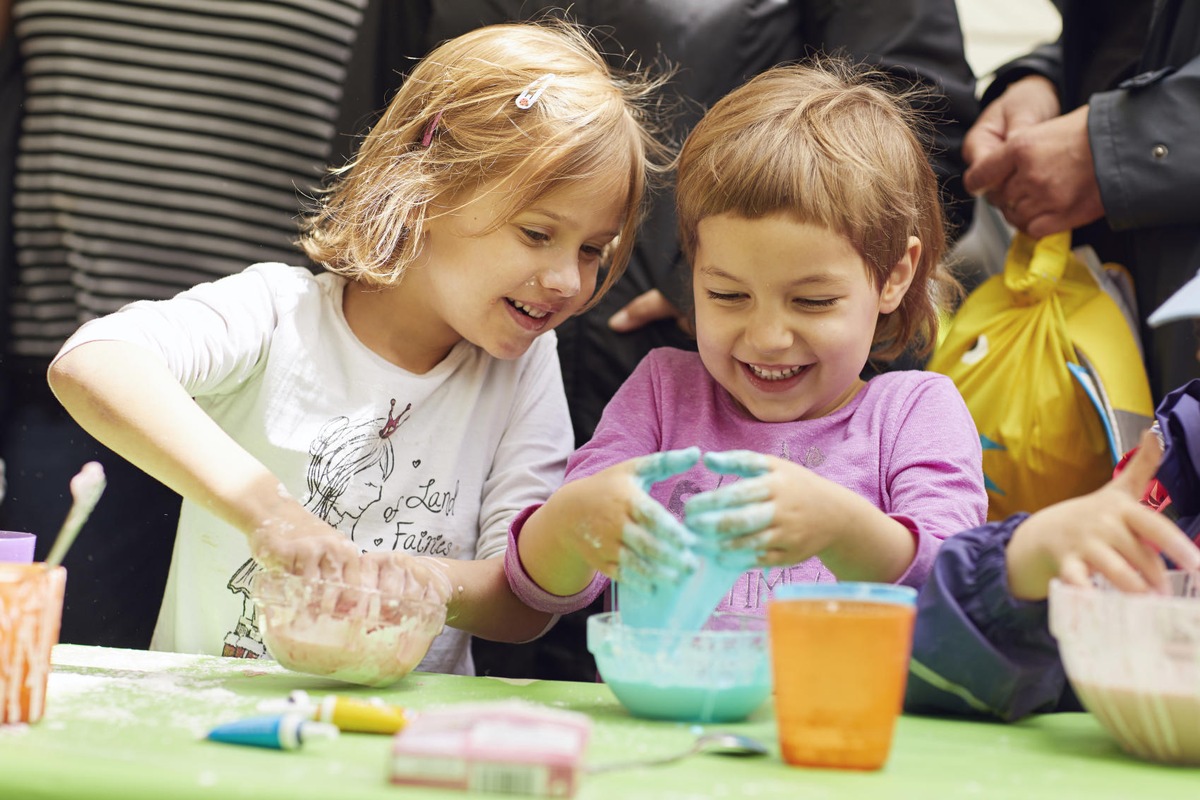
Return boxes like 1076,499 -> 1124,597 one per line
686,450 -> 777,547
616,449 -> 764,632
612,448 -> 702,593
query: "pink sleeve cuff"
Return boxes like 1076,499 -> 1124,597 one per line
504,504 -> 610,615
890,513 -> 943,589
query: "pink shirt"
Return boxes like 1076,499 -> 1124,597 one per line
507,347 -> 986,616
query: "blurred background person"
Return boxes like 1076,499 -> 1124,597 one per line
0,0 -> 411,649
961,0 -> 1200,403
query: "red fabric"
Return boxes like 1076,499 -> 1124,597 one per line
1113,446 -> 1173,513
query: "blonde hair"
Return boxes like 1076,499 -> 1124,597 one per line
300,21 -> 671,310
676,60 -> 958,361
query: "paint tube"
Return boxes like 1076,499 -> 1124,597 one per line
261,690 -> 409,735
206,712 -> 338,750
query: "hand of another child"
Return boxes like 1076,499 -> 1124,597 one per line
567,447 -> 701,589
1005,431 -> 1200,601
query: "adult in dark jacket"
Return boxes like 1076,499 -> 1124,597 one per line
426,0 -> 979,447
963,0 -> 1200,403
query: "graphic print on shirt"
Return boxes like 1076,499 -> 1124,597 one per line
223,398 -> 459,658
304,398 -> 409,543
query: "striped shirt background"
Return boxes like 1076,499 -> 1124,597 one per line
9,0 -> 368,358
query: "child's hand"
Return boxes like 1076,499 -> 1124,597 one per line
1006,431 -> 1200,601
363,552 -> 453,607
685,450 -> 833,566
564,447 -> 701,588
247,500 -> 363,584
686,449 -> 917,581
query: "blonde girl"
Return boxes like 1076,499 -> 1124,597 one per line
47,21 -> 670,673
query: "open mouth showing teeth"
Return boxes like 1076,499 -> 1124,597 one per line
507,299 -> 550,319
748,363 -> 803,381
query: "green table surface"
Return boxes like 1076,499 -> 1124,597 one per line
0,645 -> 1194,799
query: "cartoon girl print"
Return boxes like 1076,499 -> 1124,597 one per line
305,399 -> 409,541
222,399 -> 411,658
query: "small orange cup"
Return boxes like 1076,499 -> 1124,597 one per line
0,563 -> 67,723
768,582 -> 916,770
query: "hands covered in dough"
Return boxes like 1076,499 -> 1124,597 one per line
579,445 -> 910,594
247,496 -> 451,606
684,449 -> 920,584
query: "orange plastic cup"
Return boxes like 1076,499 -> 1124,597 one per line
0,563 -> 67,723
768,582 -> 917,770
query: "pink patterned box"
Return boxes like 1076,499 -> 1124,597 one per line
390,700 -> 591,796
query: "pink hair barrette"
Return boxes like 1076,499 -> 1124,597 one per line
420,110 -> 445,147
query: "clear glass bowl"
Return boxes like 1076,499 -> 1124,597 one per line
587,611 -> 771,723
251,569 -> 446,687
1049,571 -> 1200,765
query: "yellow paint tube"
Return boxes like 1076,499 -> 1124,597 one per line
313,693 -> 408,735
268,690 -> 409,735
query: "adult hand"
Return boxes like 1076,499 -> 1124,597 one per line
1006,431 -> 1200,601
608,289 -> 692,336
963,74 -> 1061,181
972,105 -> 1105,238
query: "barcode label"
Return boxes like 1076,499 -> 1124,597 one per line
470,763 -> 547,796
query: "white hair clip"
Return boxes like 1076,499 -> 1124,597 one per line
515,73 -> 556,109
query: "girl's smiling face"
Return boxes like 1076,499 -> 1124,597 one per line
399,170 -> 628,367
692,212 -> 918,423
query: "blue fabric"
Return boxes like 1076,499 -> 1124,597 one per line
905,378 -> 1200,721
1155,378 -> 1200,539
904,514 -> 1082,721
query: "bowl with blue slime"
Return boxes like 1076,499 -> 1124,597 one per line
587,611 -> 770,723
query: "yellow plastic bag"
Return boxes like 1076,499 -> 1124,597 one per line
928,232 -> 1153,520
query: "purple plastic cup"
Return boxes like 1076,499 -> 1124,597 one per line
0,531 -> 36,564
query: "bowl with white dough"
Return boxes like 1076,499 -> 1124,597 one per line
252,569 -> 446,687
1050,571 -> 1200,765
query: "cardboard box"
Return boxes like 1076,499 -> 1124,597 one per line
390,701 -> 591,797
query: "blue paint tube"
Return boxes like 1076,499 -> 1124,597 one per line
206,712 -> 339,751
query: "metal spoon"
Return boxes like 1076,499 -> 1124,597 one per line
587,732 -> 769,774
